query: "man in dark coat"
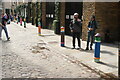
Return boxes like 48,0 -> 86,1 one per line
69,13 -> 82,49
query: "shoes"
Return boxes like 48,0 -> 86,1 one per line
7,37 -> 10,41
72,47 -> 75,49
77,47 -> 82,50
72,46 -> 75,49
85,47 -> 89,50
85,47 -> 93,50
90,47 -> 93,50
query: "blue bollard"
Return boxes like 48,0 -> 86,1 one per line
94,33 -> 101,62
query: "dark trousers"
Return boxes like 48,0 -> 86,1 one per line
86,31 -> 95,48
72,32 -> 81,48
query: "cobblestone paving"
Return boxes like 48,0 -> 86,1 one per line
1,23 -> 101,78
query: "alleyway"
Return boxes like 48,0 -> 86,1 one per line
0,22 -> 118,79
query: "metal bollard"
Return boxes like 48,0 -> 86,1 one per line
20,18 -> 22,26
38,22 -> 41,36
17,18 -> 18,24
14,16 -> 16,22
61,26 -> 65,47
94,33 -> 101,62
24,18 -> 26,28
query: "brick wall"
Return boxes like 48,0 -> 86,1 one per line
82,2 -> 95,41
60,2 -> 65,27
42,2 -> 46,28
82,2 -> 119,42
95,2 -> 119,42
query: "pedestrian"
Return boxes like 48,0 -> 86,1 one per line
85,15 -> 97,50
7,14 -> 11,24
0,13 -> 10,41
18,15 -> 20,22
69,13 -> 82,49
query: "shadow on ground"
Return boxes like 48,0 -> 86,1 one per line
40,35 -> 55,37
100,50 -> 115,55
101,43 -> 118,48
96,61 -> 117,68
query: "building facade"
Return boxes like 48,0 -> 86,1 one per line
39,2 -> 120,42
13,1 -> 120,42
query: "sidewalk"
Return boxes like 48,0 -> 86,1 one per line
14,22 -> 118,77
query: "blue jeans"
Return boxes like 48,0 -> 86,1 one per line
0,27 -> 2,38
86,30 -> 95,48
2,26 -> 9,39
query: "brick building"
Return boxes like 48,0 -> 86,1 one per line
39,2 -> 119,42
1,1 -> 120,42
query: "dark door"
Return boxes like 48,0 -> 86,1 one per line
46,2 -> 55,29
65,2 -> 83,35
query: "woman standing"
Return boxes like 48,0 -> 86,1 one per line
86,15 -> 97,50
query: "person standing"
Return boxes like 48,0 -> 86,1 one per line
85,15 -> 97,50
1,13 -> 10,41
69,13 -> 82,49
18,15 -> 20,22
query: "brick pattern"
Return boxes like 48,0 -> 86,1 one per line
42,2 -> 46,28
95,2 -> 119,42
82,2 -> 95,41
82,2 -> 119,42
60,2 -> 65,27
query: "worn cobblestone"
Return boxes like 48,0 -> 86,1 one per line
1,23 -> 101,78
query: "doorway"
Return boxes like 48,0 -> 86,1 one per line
65,2 -> 83,35
46,2 -> 55,29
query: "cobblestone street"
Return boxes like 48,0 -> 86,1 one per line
1,22 -> 102,79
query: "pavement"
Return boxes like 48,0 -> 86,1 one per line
0,22 -> 118,79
